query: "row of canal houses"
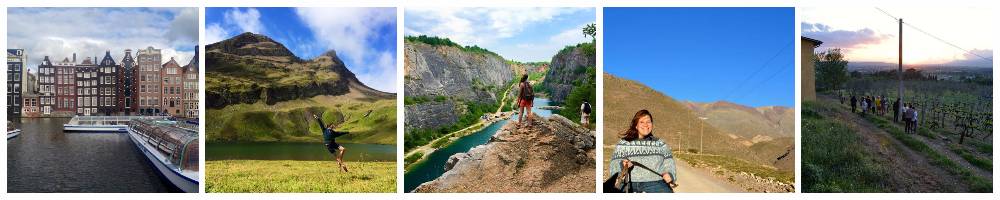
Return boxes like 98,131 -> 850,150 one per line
17,46 -> 198,118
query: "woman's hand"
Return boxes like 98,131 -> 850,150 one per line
662,173 -> 673,183
621,159 -> 633,169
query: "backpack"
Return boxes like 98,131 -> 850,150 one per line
520,82 -> 534,101
582,102 -> 592,114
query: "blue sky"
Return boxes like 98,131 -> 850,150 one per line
605,7 -> 794,108
206,7 -> 398,93
405,7 -> 595,62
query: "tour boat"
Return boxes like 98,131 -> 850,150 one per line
126,118 -> 200,193
7,129 -> 20,140
63,116 -> 169,132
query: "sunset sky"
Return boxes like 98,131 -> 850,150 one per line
802,7 -> 994,67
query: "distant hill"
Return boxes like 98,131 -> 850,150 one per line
205,32 -> 396,144
684,101 -> 794,146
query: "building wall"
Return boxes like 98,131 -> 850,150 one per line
120,49 -> 136,115
801,38 -> 818,101
98,52 -> 119,115
38,56 -> 56,115
75,58 -> 99,116
55,57 -> 77,114
161,58 -> 184,116
137,46 -> 162,115
8,49 -> 25,118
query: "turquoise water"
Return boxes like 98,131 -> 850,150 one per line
403,98 -> 551,192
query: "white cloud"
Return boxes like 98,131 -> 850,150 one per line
205,23 -> 228,44
405,7 -> 585,47
496,23 -> 592,62
295,7 -> 397,93
7,8 -> 198,72
224,8 -> 265,34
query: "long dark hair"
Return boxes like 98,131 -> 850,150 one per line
520,74 -> 528,83
621,109 -> 653,141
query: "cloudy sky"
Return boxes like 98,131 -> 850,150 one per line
7,7 -> 198,72
206,7 -> 397,93
405,7 -> 595,62
802,7 -> 994,67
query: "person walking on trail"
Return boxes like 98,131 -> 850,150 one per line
860,97 -> 868,116
517,74 -> 534,128
875,96 -> 881,116
313,114 -> 350,172
902,104 -> 912,133
850,95 -> 857,113
911,104 -> 920,133
581,100 -> 593,127
609,109 -> 677,193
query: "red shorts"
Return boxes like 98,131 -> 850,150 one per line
519,99 -> 533,107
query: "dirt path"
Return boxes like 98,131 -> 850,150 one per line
673,159 -> 745,193
817,95 -> 967,192
866,114 -> 992,180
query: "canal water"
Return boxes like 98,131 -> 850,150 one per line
207,142 -> 396,162
404,98 -> 552,192
6,118 -> 176,192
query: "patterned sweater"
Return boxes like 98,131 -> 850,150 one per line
608,136 -> 677,183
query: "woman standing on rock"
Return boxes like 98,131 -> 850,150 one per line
608,109 -> 677,193
516,74 -> 534,128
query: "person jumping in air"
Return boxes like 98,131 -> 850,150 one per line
314,114 -> 350,172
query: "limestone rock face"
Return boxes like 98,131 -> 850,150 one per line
403,41 -> 514,130
543,46 -> 595,103
412,114 -> 596,193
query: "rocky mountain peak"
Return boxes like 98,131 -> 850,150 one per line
206,32 -> 298,59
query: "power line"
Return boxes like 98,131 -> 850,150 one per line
732,57 -> 793,102
875,7 -> 899,21
721,40 -> 793,101
874,7 -> 993,63
904,22 -> 994,62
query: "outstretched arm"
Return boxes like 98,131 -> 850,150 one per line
314,115 -> 326,131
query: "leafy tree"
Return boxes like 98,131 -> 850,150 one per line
815,48 -> 849,92
582,23 -> 597,42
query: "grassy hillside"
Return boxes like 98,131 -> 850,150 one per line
603,73 -> 762,163
207,95 -> 396,145
206,160 -> 395,193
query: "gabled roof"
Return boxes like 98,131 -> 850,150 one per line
801,36 -> 823,47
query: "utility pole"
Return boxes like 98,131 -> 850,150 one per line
698,117 -> 708,154
897,18 -> 904,123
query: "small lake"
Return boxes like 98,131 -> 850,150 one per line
404,98 -> 552,192
207,142 -> 396,162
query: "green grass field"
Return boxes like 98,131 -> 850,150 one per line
206,95 -> 396,144
802,101 -> 892,192
206,160 -> 396,193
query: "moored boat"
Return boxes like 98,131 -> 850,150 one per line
126,118 -> 199,193
64,116 -> 169,132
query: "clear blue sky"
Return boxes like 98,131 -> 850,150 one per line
206,7 -> 398,92
605,7 -> 795,107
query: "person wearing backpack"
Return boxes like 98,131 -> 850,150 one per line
516,74 -> 534,128
580,100 -> 592,126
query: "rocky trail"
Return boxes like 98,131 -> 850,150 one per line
412,114 -> 595,192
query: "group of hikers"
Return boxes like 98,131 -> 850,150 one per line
847,93 -> 920,134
